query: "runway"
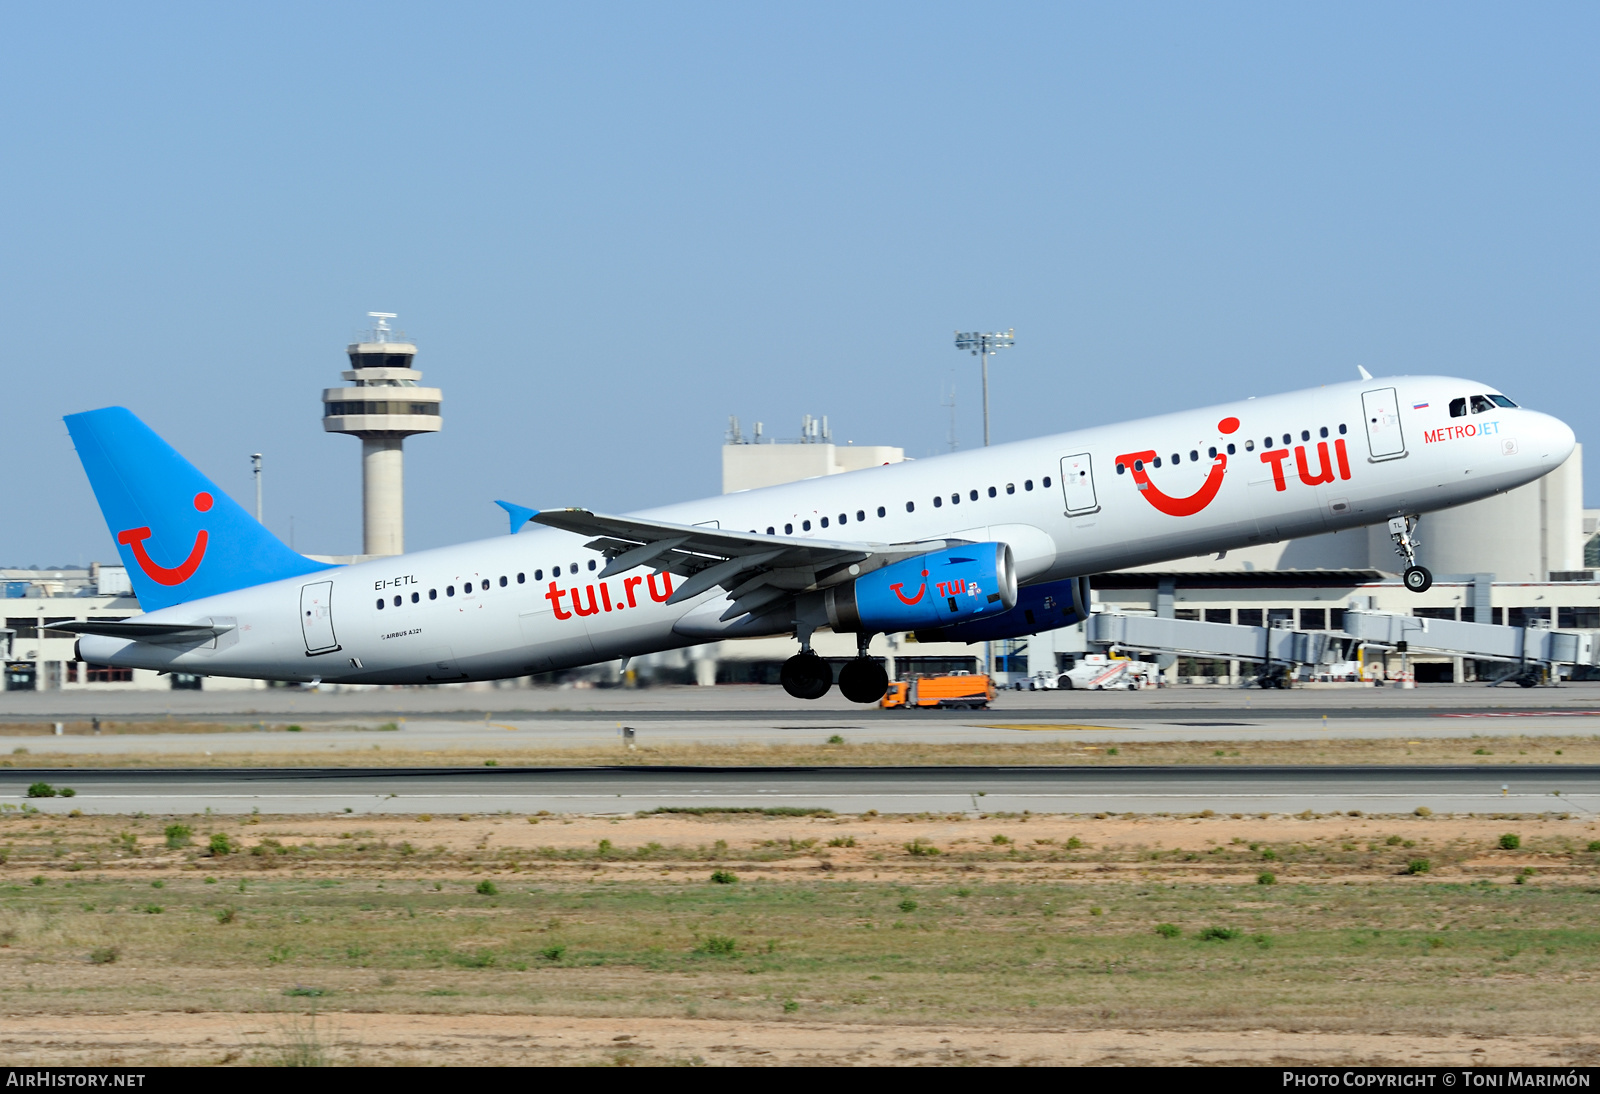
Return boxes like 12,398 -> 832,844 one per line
9,764 -> 1596,816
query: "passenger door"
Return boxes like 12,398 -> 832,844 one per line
1058,453 -> 1100,516
299,581 -> 339,655
1361,387 -> 1408,461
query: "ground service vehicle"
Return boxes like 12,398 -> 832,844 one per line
880,672 -> 996,710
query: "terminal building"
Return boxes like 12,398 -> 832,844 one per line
5,376 -> 1597,689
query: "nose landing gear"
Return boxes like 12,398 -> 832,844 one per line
1389,515 -> 1433,593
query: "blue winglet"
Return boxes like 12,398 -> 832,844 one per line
495,500 -> 538,535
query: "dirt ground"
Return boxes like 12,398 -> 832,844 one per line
6,810 -> 1600,884
3,810 -> 1600,1065
0,1011 -> 1588,1067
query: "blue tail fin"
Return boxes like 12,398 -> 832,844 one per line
65,407 -> 330,611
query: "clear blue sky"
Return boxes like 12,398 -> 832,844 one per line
3,3 -> 1596,565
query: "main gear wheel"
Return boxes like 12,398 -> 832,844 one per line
780,651 -> 833,700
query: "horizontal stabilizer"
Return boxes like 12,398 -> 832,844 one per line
56,619 -> 234,642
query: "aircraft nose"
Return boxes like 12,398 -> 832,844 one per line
1534,410 -> 1576,466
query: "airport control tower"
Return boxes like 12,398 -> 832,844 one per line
322,313 -> 442,556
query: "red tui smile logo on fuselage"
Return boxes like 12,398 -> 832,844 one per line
117,492 -> 212,586
1116,418 -> 1238,517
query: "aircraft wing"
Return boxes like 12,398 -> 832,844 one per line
524,507 -> 952,622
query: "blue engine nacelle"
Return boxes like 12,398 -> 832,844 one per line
912,575 -> 1090,644
825,543 -> 1017,633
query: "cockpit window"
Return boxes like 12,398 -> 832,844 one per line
1470,395 -> 1495,414
1489,394 -> 1517,408
1449,397 -> 1467,418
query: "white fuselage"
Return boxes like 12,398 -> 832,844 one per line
80,376 -> 1576,684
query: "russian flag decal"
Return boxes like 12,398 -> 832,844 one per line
1412,402 -> 1429,410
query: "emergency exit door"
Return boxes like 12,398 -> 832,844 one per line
1361,387 -> 1408,461
300,581 -> 339,655
1059,453 -> 1100,515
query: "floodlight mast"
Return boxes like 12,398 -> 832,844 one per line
953,329 -> 1014,446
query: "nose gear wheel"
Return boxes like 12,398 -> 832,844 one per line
1388,515 -> 1432,593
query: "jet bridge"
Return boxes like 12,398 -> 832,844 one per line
1341,609 -> 1598,685
1084,607 -> 1600,687
1086,611 -> 1332,686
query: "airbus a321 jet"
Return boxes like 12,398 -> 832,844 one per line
62,375 -> 1574,702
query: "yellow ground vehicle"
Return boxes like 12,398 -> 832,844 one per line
880,672 -> 996,710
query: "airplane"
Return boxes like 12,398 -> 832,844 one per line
61,374 -> 1575,703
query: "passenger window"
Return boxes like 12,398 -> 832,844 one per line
1282,433 -> 1291,445
1153,457 -> 1162,467
1134,460 -> 1144,471
802,519 -> 812,530
1470,395 -> 1495,414
394,595 -> 402,607
1263,436 -> 1272,448
534,570 -> 542,581
1245,440 -> 1255,451
1319,426 -> 1328,438
857,510 -> 866,522
499,576 -> 508,587
1006,483 -> 1015,494
447,586 -> 455,597
820,516 -> 829,527
1299,430 -> 1308,442
1116,462 -> 1126,475
906,501 -> 915,512
376,598 -> 385,610
1449,397 -> 1467,418
1042,476 -> 1051,488
516,573 -> 525,584
429,589 -> 437,599
969,490 -> 979,501
950,493 -> 959,504
411,592 -> 420,603
1024,480 -> 1034,491
1207,447 -> 1216,459
766,526 -> 774,534
587,561 -> 596,571
1170,453 -> 1179,464
482,579 -> 490,590
1227,443 -> 1236,455
838,513 -> 847,525
877,506 -> 886,517
987,487 -> 996,498
785,523 -> 793,534
933,496 -> 943,507
1490,394 -> 1517,408
569,564 -> 578,575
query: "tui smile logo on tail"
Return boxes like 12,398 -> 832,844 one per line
117,492 -> 212,586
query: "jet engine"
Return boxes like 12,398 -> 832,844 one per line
824,543 -> 1017,634
912,575 -> 1090,644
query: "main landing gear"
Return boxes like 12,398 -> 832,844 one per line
1388,515 -> 1433,593
780,651 -> 832,700
838,656 -> 889,705
780,630 -> 889,704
